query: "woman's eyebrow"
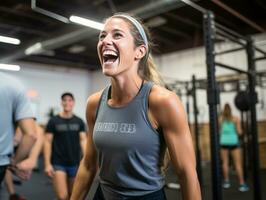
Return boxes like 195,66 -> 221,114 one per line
99,30 -> 107,35
112,28 -> 124,33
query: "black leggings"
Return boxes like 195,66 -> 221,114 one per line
93,185 -> 167,200
0,165 -> 7,184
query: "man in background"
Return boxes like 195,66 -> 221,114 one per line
44,92 -> 86,200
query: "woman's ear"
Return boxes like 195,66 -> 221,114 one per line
135,45 -> 147,60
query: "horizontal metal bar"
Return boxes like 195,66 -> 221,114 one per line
216,73 -> 247,82
215,23 -> 247,40
31,0 -> 70,23
213,0 -> 265,33
215,47 -> 244,55
255,56 -> 266,61
215,62 -> 249,74
254,47 -> 266,56
216,30 -> 246,46
180,0 -> 207,13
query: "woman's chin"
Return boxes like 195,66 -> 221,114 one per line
102,64 -> 118,76
102,68 -> 115,76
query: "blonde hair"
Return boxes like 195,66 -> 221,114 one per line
110,13 -> 165,86
221,103 -> 233,122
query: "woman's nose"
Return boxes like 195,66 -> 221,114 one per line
102,34 -> 113,45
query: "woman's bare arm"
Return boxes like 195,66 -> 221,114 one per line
70,92 -> 102,200
149,86 -> 201,200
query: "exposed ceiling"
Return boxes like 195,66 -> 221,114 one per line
0,0 -> 266,70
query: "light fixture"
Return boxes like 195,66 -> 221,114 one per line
146,16 -> 167,28
0,35 -> 21,45
68,45 -> 86,54
25,42 -> 43,55
0,64 -> 20,71
69,15 -> 104,30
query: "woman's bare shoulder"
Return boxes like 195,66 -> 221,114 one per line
148,84 -> 188,129
149,84 -> 181,109
86,90 -> 104,113
232,115 -> 240,123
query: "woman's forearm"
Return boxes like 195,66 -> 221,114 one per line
70,160 -> 98,200
179,170 -> 201,200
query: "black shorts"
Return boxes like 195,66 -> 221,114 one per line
220,145 -> 240,150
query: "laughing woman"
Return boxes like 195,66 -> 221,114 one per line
71,13 -> 201,200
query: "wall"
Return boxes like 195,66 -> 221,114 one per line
2,62 -> 91,124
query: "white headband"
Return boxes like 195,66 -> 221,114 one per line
113,14 -> 148,49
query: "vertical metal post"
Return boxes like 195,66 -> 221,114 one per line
246,37 -> 262,200
186,84 -> 191,128
241,112 -> 248,181
192,75 -> 203,187
203,11 -> 222,200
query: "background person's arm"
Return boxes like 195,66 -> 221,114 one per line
17,124 -> 44,171
79,131 -> 87,156
43,132 -> 54,178
235,116 -> 242,136
12,118 -> 37,165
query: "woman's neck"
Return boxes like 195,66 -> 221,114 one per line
109,75 -> 144,106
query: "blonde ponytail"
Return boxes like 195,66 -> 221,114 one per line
139,55 -> 165,86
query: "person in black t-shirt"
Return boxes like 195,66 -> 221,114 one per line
44,92 -> 86,200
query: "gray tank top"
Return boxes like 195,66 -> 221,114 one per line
93,82 -> 166,198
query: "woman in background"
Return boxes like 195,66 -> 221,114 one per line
219,103 -> 249,192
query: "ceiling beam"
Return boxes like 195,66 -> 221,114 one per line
0,6 -> 53,24
0,22 -> 47,37
158,26 -> 191,39
164,13 -> 201,28
0,11 -> 55,33
212,0 -> 265,32
153,31 -> 179,50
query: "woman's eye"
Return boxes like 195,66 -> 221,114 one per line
114,33 -> 122,39
99,34 -> 106,40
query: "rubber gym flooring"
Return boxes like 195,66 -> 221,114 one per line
0,161 -> 265,200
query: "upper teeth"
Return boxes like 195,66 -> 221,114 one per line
103,50 -> 117,56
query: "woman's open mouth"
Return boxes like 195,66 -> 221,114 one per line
102,50 -> 118,65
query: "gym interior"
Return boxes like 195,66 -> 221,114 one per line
0,0 -> 266,200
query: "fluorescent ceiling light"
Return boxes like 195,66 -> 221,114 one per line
0,35 -> 20,45
146,16 -> 167,28
0,64 -> 20,71
25,42 -> 43,55
69,15 -> 104,30
68,45 -> 86,54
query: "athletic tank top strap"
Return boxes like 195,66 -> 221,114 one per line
135,81 -> 153,99
95,86 -> 110,119
101,85 -> 110,102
